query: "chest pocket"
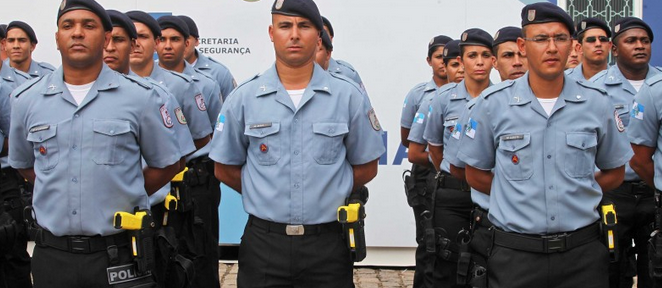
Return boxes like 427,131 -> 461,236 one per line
244,123 -> 281,166
26,125 -> 59,171
312,123 -> 349,165
614,103 -> 630,127
92,119 -> 133,165
564,132 -> 598,178
496,133 -> 533,181
443,116 -> 459,146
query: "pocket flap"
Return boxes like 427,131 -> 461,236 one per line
93,119 -> 132,136
498,133 -> 531,152
27,125 -> 57,143
566,132 -> 597,150
244,122 -> 281,138
312,123 -> 349,137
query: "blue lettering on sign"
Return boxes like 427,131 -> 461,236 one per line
377,130 -> 409,166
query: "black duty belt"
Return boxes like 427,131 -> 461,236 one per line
248,215 -> 342,236
439,171 -> 470,192
472,206 -> 493,229
617,180 -> 653,196
36,228 -> 129,254
493,222 -> 600,254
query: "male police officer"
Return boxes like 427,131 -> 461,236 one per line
210,0 -> 384,286
457,3 -> 631,287
492,26 -> 528,81
8,0 -> 183,287
179,15 -> 237,102
566,31 -> 582,69
0,25 -> 6,61
4,21 -> 55,78
566,17 -> 611,81
321,16 -> 366,90
592,16 -> 661,288
314,30 -> 333,70
399,34 -> 451,288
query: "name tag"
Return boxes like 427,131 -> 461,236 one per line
445,116 -> 459,121
502,134 -> 524,141
614,104 -> 624,109
250,123 -> 272,129
107,263 -> 151,285
29,125 -> 50,133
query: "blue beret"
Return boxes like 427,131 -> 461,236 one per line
106,10 -> 137,39
126,11 -> 161,38
493,26 -> 522,47
321,30 -> 333,51
442,39 -> 461,60
157,15 -> 189,39
613,17 -> 653,42
322,16 -> 333,37
271,0 -> 324,33
429,35 -> 452,51
177,15 -> 199,38
521,2 -> 574,36
460,28 -> 493,49
576,17 -> 611,39
7,21 -> 37,44
57,0 -> 112,32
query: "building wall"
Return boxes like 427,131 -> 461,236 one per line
643,0 -> 662,66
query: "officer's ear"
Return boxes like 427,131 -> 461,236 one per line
268,25 -> 274,42
130,38 -> 137,50
611,42 -> 619,57
517,37 -> 527,57
184,38 -> 190,48
104,31 -> 111,49
30,43 -> 36,53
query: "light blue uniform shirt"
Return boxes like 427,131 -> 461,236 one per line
8,65 -> 182,236
193,51 -> 236,102
0,82 -> 11,152
0,62 -> 27,89
457,74 -> 632,234
149,65 -> 212,141
183,63 -> 223,160
565,63 -> 586,81
627,74 -> 662,190
591,64 -> 662,181
209,64 -> 385,225
442,95 -> 489,210
5,59 -> 56,78
400,80 -> 436,129
328,58 -> 364,90
406,89 -> 436,145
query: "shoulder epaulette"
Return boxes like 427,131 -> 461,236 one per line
164,69 -> 193,83
438,82 -> 457,95
12,76 -> 44,98
122,73 -> 153,89
193,68 -> 216,81
653,66 -> 662,73
577,80 -> 607,95
645,73 -> 662,86
482,80 -> 514,99
236,73 -> 260,90
329,72 -> 363,93
336,59 -> 357,72
38,62 -> 56,71
589,70 -> 608,82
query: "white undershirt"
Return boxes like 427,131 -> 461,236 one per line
191,59 -> 198,67
628,79 -> 645,92
65,81 -> 95,106
287,89 -> 305,108
537,97 -> 558,116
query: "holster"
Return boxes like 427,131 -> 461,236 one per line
0,206 -> 18,255
154,227 -> 195,288
339,186 -> 369,262
650,190 -> 662,280
184,157 -> 213,188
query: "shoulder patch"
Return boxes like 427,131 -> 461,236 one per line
645,73 -> 662,86
164,69 -> 193,83
482,80 -> 514,99
122,74 -> 153,89
12,76 -> 45,98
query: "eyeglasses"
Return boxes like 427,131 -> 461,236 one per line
523,34 -> 571,45
584,36 -> 609,43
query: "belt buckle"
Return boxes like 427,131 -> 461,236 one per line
69,236 -> 91,253
543,234 -> 567,252
286,225 -> 305,236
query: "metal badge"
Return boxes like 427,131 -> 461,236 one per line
614,24 -> 621,33
581,21 -> 587,30
260,143 -> 268,153
528,9 -> 536,22
462,32 -> 468,42
511,154 -> 519,165
494,31 -> 500,40
60,0 -> 66,10
275,0 -> 284,10
429,38 -> 434,45
39,146 -> 47,155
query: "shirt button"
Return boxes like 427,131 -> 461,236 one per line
109,130 -> 115,134
72,145 -> 77,150
294,118 -> 298,123
551,216 -> 555,221
294,183 -> 300,188
547,155 -> 551,159
72,210 -> 77,215
72,177 -> 78,183
548,185 -> 553,189
294,150 -> 299,155
75,114 -> 80,118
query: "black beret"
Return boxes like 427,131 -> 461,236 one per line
57,0 -> 112,32
322,16 -> 333,37
271,0 -> 324,32
521,2 -> 575,36
442,39 -> 461,60
0,24 -> 6,39
7,21 -> 37,43
106,10 -> 137,39
460,28 -> 493,49
428,35 -> 452,51
321,30 -> 333,51
493,26 -> 521,47
576,17 -> 611,38
126,10 -> 161,38
157,15 -> 189,39
177,15 -> 199,38
613,17 -> 653,42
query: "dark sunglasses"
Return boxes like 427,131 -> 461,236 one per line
584,36 -> 609,43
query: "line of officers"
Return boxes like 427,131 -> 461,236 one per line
401,3 -> 662,288
0,0 -> 380,287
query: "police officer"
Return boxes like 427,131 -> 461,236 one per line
0,25 -> 6,61
314,30 -> 334,70
566,29 -> 581,69
321,16 -> 367,90
179,15 -> 237,102
210,0 -> 384,286
566,17 -> 611,81
421,28 -> 494,288
457,3 -> 631,287
4,21 -> 56,78
156,15 -> 222,288
8,0 -> 183,287
492,26 -> 528,81
399,34 -> 451,288
592,16 -> 661,288
442,40 -> 465,84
